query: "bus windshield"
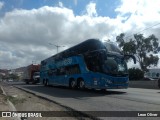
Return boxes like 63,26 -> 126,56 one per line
102,55 -> 128,76
104,42 -> 122,54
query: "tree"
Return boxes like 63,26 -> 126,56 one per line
9,73 -> 19,80
116,33 -> 159,71
128,68 -> 144,80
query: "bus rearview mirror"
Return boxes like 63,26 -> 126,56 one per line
124,55 -> 136,64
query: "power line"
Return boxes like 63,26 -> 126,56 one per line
124,22 -> 160,39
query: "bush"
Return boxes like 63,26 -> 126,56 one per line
128,68 -> 144,80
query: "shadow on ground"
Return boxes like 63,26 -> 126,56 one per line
15,84 -> 126,99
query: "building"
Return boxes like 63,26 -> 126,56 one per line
13,67 -> 26,80
0,69 -> 9,81
144,68 -> 160,79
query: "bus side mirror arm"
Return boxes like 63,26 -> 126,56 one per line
124,55 -> 136,64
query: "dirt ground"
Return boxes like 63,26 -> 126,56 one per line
0,84 -> 11,120
0,82 -> 85,120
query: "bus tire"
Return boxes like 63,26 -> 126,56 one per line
45,80 -> 49,86
79,80 -> 85,89
69,79 -> 76,89
26,81 -> 29,84
43,79 -> 45,85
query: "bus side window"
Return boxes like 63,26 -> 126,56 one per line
56,68 -> 66,76
47,69 -> 52,76
52,69 -> 56,76
65,67 -> 70,75
69,66 -> 74,74
94,55 -> 101,72
60,67 -> 66,75
65,64 -> 80,75
87,55 -> 100,72
74,64 -> 81,74
56,69 -> 60,76
85,56 -> 94,71
48,69 -> 58,76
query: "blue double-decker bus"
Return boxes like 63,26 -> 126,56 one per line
40,39 -> 136,90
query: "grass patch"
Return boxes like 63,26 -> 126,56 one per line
5,95 -> 26,105
0,89 -> 3,94
0,86 -> 3,94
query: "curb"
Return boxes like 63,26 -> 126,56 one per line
14,85 -> 101,120
0,85 -> 21,120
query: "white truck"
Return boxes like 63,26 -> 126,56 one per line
23,64 -> 40,84
33,72 -> 40,83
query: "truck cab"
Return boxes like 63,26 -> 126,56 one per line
33,72 -> 40,84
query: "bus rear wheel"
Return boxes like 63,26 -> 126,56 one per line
45,80 -> 49,86
43,79 -> 45,85
79,80 -> 85,89
69,80 -> 76,89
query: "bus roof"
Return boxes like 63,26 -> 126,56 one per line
42,39 -> 122,62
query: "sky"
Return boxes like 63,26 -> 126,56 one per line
0,0 -> 160,69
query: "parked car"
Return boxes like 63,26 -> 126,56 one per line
143,77 -> 156,81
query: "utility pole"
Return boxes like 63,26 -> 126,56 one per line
49,43 -> 65,53
32,61 -> 36,65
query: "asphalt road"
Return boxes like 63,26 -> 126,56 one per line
7,82 -> 160,119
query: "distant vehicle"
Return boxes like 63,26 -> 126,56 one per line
23,64 -> 40,84
144,68 -> 160,80
40,39 -> 136,90
33,72 -> 40,83
143,77 -> 157,81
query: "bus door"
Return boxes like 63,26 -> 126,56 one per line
86,52 -> 101,72
85,51 -> 103,87
84,52 -> 100,86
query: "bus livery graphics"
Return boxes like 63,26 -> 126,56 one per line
40,39 -> 136,90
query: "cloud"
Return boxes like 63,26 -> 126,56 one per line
116,0 -> 160,37
116,0 -> 160,16
0,4 -> 121,69
85,2 -> 97,17
0,1 -> 4,10
58,1 -> 63,7
0,1 -> 160,69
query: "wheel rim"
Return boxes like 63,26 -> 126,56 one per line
71,81 -> 75,88
80,81 -> 84,88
